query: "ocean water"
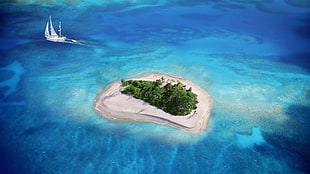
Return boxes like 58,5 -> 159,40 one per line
0,0 -> 310,173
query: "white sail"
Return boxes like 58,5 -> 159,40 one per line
45,21 -> 49,36
49,16 -> 58,36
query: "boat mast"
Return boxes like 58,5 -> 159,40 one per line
58,21 -> 62,37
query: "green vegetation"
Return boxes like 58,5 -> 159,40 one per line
121,78 -> 198,116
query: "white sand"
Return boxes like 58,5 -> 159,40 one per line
94,73 -> 212,133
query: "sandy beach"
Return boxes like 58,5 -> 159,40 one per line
94,73 -> 212,133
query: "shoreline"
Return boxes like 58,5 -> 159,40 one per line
94,73 -> 212,133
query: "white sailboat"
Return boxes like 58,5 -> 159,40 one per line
44,16 -> 66,42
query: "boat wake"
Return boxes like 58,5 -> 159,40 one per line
64,39 -> 86,45
63,38 -> 99,47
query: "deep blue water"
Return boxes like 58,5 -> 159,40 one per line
0,0 -> 310,173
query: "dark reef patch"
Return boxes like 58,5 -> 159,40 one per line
286,104 -> 310,129
263,102 -> 310,173
180,13 -> 222,21
0,70 -> 15,81
294,24 -> 310,39
41,61 -> 59,67
280,52 -> 310,72
22,122 -> 59,136
212,3 -> 245,10
285,0 -> 310,8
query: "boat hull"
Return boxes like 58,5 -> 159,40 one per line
45,36 -> 67,42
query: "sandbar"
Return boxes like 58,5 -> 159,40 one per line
94,73 -> 212,133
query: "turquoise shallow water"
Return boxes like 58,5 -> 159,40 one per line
0,0 -> 310,173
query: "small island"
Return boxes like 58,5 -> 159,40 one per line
94,73 -> 212,133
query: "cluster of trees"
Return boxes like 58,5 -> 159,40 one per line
121,78 -> 198,116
